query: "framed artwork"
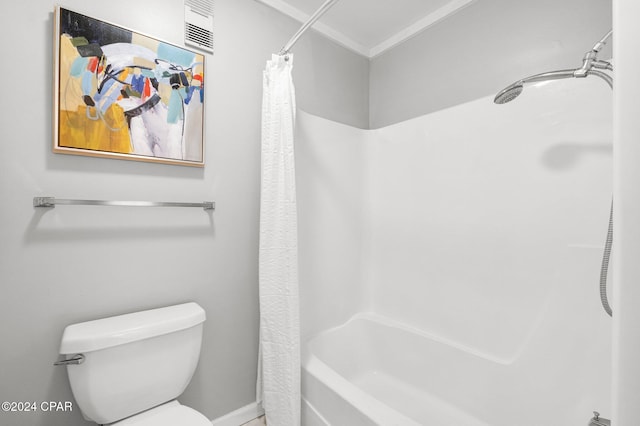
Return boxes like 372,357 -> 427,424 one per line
53,6 -> 206,167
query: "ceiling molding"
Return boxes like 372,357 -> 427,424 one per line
255,0 -> 477,59
369,0 -> 477,58
256,0 -> 370,56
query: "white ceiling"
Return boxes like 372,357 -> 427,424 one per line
256,0 -> 477,58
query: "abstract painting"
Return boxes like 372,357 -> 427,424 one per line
53,6 -> 205,167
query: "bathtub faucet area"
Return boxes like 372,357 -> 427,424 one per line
589,411 -> 611,426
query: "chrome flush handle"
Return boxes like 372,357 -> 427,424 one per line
53,354 -> 85,366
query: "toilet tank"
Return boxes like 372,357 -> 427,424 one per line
58,302 -> 206,425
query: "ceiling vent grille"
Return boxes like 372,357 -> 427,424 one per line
184,0 -> 214,53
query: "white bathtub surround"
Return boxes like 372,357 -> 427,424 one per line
257,53 -> 301,426
296,72 -> 612,424
303,314 -> 490,426
294,112 -> 369,341
303,308 -> 610,425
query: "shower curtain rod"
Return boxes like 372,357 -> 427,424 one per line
33,197 -> 215,211
278,0 -> 341,57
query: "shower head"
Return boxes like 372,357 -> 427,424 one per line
493,70 -> 577,104
494,83 -> 524,104
493,67 -> 613,104
494,30 -> 613,105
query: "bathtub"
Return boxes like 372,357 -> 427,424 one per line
301,312 -> 607,426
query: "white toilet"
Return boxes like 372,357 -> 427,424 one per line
56,302 -> 210,425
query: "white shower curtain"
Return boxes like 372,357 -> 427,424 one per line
257,53 -> 300,426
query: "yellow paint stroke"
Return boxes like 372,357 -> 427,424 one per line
59,105 -> 132,154
132,57 -> 156,70
131,33 -> 159,54
58,36 -> 130,154
157,83 -> 172,105
59,35 -> 87,112
192,61 -> 204,74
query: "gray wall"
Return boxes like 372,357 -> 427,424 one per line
369,0 -> 612,128
0,1 -> 368,425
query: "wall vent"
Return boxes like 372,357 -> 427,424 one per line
185,0 -> 214,54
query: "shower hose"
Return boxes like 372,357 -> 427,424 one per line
600,200 -> 613,317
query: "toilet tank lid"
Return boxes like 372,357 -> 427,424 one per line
59,302 -> 206,354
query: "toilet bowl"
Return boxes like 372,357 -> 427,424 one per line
56,302 -> 209,425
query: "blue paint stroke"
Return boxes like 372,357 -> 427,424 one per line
167,88 -> 186,124
81,70 -> 94,96
93,78 -> 122,114
157,43 -> 196,68
130,73 -> 145,94
70,57 -> 89,77
184,86 -> 204,105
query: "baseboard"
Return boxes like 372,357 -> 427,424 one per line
210,401 -> 264,426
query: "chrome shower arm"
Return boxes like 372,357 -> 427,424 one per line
519,69 -> 578,85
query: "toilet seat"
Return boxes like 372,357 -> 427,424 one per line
111,400 -> 210,426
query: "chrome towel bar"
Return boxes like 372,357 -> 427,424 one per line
33,197 -> 215,211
